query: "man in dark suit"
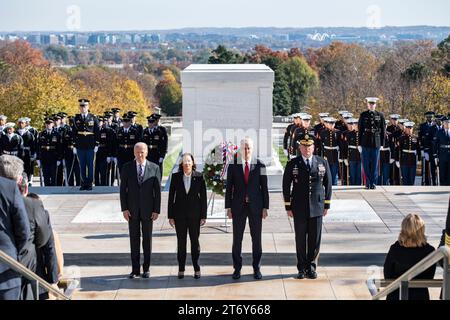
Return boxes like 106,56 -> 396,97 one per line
120,142 -> 161,279
283,135 -> 332,280
0,157 -> 30,300
225,137 -> 269,280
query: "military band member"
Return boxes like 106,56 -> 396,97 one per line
283,135 -> 332,279
95,117 -> 117,186
335,110 -> 349,132
358,97 -> 385,189
387,115 -> 402,185
318,117 -> 341,185
16,118 -> 36,185
433,117 -> 450,186
116,116 -> 140,173
0,122 -> 23,158
341,118 -> 362,185
72,99 -> 100,191
287,114 -> 302,159
419,111 -> 438,186
36,118 -> 63,186
395,122 -> 421,186
378,129 -> 394,186
314,113 -> 329,157
291,114 -> 316,157
142,113 -> 168,178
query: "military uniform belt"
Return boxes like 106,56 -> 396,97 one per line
22,147 -> 31,151
324,146 -> 339,150
402,149 -> 416,154
348,145 -> 358,149
119,144 -> 133,149
148,145 -> 158,149
365,129 -> 379,133
41,146 -> 56,150
440,145 -> 450,149
78,131 -> 94,136
2,151 -> 18,155
380,147 -> 391,151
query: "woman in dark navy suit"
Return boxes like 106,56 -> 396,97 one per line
168,153 -> 207,279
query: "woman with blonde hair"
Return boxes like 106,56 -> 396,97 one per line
383,213 -> 436,300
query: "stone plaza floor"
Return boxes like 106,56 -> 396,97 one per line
30,186 -> 450,300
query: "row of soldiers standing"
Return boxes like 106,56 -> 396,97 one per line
283,98 -> 450,187
0,99 -> 168,189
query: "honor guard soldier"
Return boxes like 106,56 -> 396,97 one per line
419,111 -> 438,186
0,115 -> 7,133
116,115 -> 140,173
335,110 -> 349,132
314,113 -> 329,156
72,99 -> 100,191
291,114 -> 316,157
95,117 -> 117,186
433,117 -> 450,186
378,128 -> 395,186
105,111 -> 120,133
127,111 -> 143,139
395,122 -> 421,186
318,117 -> 341,185
142,113 -> 168,177
339,113 -> 353,184
283,135 -> 332,280
60,116 -> 80,187
341,118 -> 362,185
0,122 -> 23,157
53,113 -> 67,186
17,118 -> 36,185
36,118 -> 63,186
387,115 -> 402,185
24,117 -> 38,140
287,114 -> 302,159
111,107 -> 122,127
283,115 -> 297,158
358,97 -> 386,189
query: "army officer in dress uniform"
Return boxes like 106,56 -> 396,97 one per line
116,115 -> 141,174
71,99 -> 100,191
282,134 -> 332,280
36,118 -> 63,186
358,97 -> 386,189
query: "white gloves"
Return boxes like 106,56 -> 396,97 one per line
159,157 -> 164,164
283,149 -> 288,156
36,160 -> 41,167
435,158 -> 439,166
424,153 -> 430,162
389,158 -> 395,164
31,154 -> 36,161
107,157 -> 111,164
73,147 -> 77,155
396,161 -> 400,168
113,157 -> 118,164
94,146 -> 98,153
344,159 -> 349,167
358,146 -> 362,153
56,161 -> 61,167
338,159 -> 343,163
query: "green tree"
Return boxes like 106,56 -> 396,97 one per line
208,45 -> 246,64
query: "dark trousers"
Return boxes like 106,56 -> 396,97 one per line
65,152 -> 81,186
362,147 -> 380,187
128,217 -> 153,274
329,163 -> 338,186
108,161 -> 116,186
20,154 -> 33,183
148,158 -> 163,181
77,148 -> 95,187
175,218 -> 201,272
401,165 -> 416,186
439,158 -> 450,186
378,162 -> 391,185
423,156 -> 437,186
349,161 -> 362,185
0,286 -> 21,300
42,161 -> 57,186
232,204 -> 262,272
293,215 -> 323,272
94,157 -> 108,186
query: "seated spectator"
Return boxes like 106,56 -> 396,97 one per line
384,213 -> 436,300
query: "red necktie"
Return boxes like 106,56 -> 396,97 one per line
244,161 -> 249,185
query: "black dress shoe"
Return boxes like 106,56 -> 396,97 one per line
370,185 -> 377,190
365,185 -> 370,190
86,184 -> 93,191
232,271 -> 241,280
194,271 -> 201,279
79,185 -> 86,191
296,271 -> 306,279
129,272 -> 139,279
306,270 -> 318,279
178,272 -> 185,279
142,271 -> 150,278
253,270 -> 262,280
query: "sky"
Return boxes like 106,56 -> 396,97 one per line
0,0 -> 449,32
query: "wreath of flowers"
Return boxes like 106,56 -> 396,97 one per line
202,142 -> 238,196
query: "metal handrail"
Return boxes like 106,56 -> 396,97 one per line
0,249 -> 70,300
371,246 -> 450,300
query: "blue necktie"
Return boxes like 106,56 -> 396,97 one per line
138,165 -> 144,185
